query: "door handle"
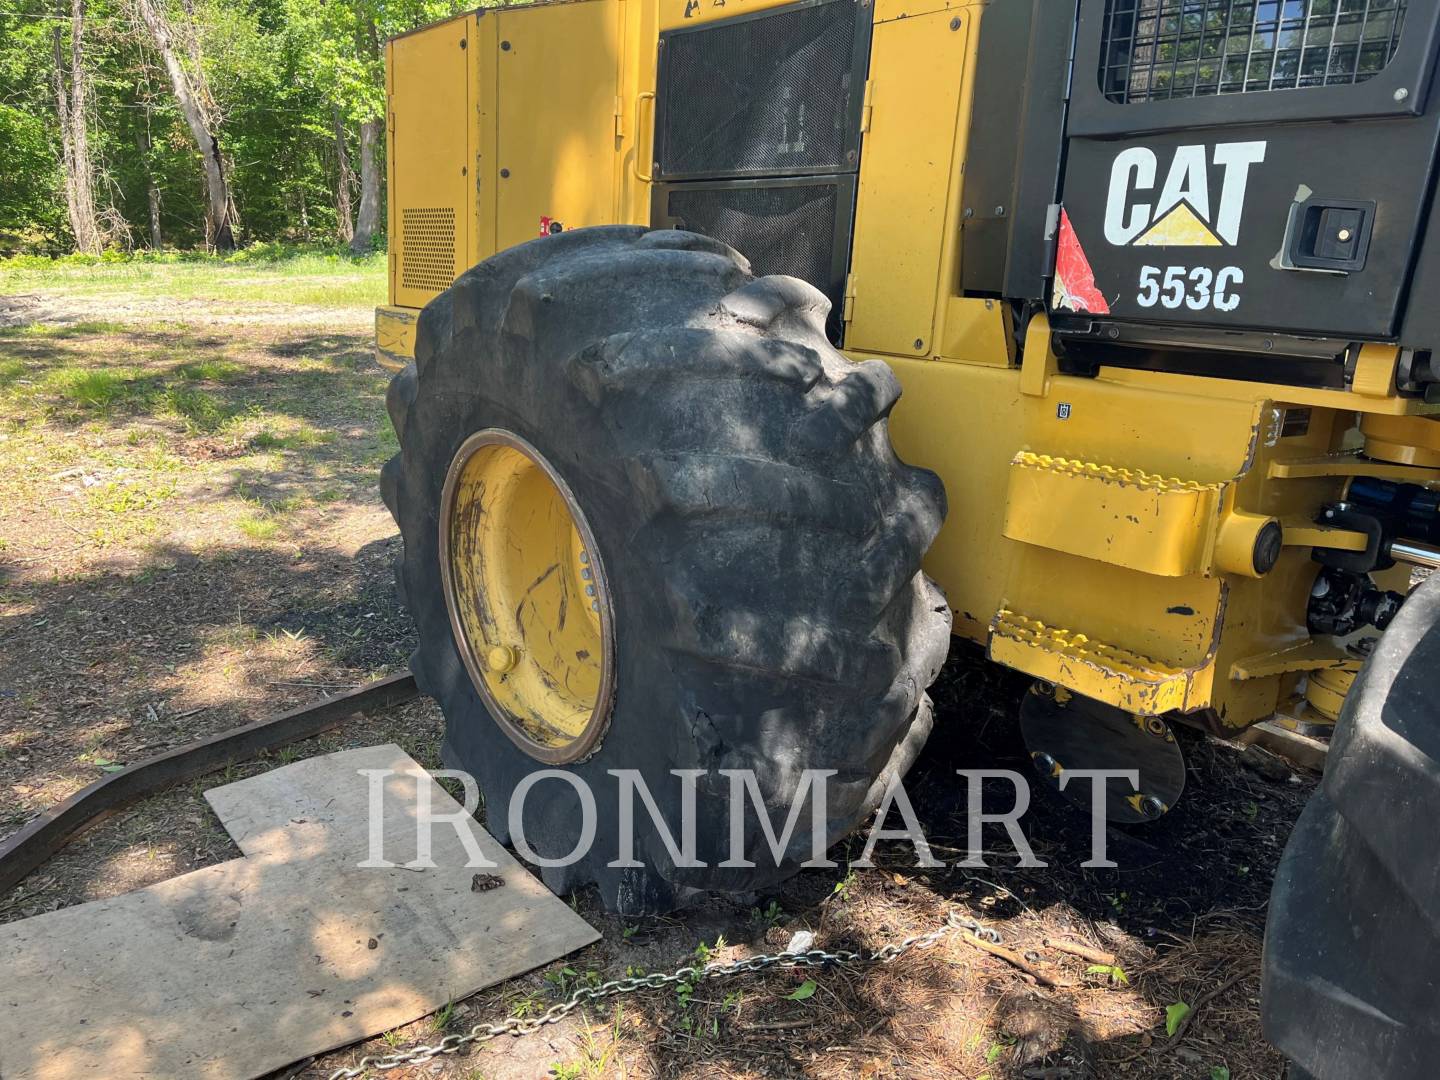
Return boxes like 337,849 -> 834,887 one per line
632,92 -> 657,183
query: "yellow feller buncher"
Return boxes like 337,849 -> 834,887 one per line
373,0 -> 1440,1074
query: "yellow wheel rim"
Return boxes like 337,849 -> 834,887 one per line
439,429 -> 614,764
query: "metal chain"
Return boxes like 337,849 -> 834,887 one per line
325,910 -> 1001,1078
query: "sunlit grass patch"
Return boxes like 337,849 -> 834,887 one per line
87,479 -> 177,515
249,422 -> 333,451
0,320 -> 130,339
236,514 -> 280,540
44,366 -> 147,411
0,246 -> 386,312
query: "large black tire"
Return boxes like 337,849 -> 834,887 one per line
1263,571 -> 1440,1078
382,226 -> 951,913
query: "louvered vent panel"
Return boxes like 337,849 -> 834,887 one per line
401,207 -> 457,293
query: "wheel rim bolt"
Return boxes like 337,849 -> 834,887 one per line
485,645 -> 519,673
585,585 -> 596,597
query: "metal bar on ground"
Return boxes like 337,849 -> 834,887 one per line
0,672 -> 418,897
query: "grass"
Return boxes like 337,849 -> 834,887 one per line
162,386 -> 234,432
179,359 -> 245,382
47,366 -> 144,410
0,292 -> 392,569
0,245 -> 385,310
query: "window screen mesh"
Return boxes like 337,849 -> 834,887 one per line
664,182 -> 845,340
657,0 -> 861,177
1101,0 -> 1408,102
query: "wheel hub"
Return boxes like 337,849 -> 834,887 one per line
439,429 -> 614,764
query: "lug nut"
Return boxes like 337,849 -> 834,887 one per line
1139,794 -> 1165,819
1032,751 -> 1059,777
485,645 -> 518,673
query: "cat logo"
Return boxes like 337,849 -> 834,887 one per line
1103,141 -> 1267,248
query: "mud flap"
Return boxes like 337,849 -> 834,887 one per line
1262,573 -> 1440,1079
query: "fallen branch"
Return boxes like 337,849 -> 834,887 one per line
743,1017 -> 813,1032
963,932 -> 1071,988
1044,937 -> 1117,965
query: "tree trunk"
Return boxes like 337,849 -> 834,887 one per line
351,116 -> 381,255
134,0 -> 233,250
51,0 -> 101,255
137,126 -> 163,249
332,106 -> 355,245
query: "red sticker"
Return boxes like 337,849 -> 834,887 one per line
539,216 -> 553,237
1053,208 -> 1110,315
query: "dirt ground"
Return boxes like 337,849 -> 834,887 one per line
0,284 -> 1312,1080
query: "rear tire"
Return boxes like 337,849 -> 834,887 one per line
1262,572 -> 1440,1078
383,226 -> 951,913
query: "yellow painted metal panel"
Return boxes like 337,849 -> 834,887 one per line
989,608 -> 1199,715
1102,365 -> 1440,416
886,357 -> 1023,642
1230,639 -> 1353,681
616,0 -> 661,225
846,8 -> 968,356
873,0 -> 964,23
473,11 -> 499,264
1269,454 -> 1440,482
656,0 -> 809,31
937,297 -> 1013,366
494,1 -> 622,253
389,16 -> 472,309
375,305 -> 419,371
1002,453 -> 1225,578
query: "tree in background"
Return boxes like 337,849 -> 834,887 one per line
331,104 -> 354,246
285,0 -> 462,254
133,0 -> 233,248
0,0 -> 474,255
50,0 -> 102,254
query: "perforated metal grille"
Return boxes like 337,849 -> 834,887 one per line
664,182 -> 845,340
657,0 -> 862,178
401,207 -> 457,293
1101,0 -> 1408,102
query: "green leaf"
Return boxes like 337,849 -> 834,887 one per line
98,764 -> 127,773
1086,963 -> 1129,985
784,980 -> 817,1001
1165,1000 -> 1192,1036
1211,1067 -> 1231,1080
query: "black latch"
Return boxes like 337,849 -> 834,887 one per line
1288,198 -> 1375,272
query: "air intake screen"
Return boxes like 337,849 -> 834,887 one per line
401,207 -> 457,293
1101,0 -> 1408,103
657,178 -> 854,342
655,0 -> 869,180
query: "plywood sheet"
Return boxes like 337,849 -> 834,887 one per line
0,744 -> 598,1079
